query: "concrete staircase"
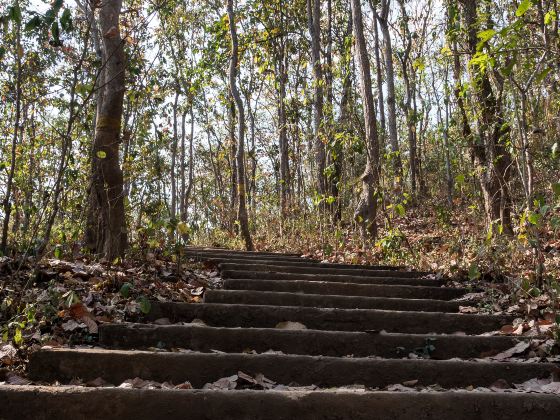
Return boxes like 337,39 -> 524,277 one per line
1,247 -> 559,419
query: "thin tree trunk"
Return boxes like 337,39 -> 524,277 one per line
1,17 -> 22,255
351,0 -> 380,239
227,0 -> 254,250
307,0 -> 327,196
171,91 -> 179,220
371,3 -> 386,137
377,0 -> 403,185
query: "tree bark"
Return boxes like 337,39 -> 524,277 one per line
227,0 -> 254,251
306,0 -> 327,196
351,0 -> 381,239
376,0 -> 403,185
458,0 -> 513,232
276,3 -> 290,217
1,16 -> 22,255
85,0 -> 128,259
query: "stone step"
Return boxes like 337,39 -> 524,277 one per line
186,247 -> 302,257
29,349 -> 555,390
222,270 -> 440,286
146,302 -> 510,334
185,250 -> 309,263
220,263 -> 431,279
204,256 -> 403,271
3,386 -> 559,420
222,279 -> 465,300
98,323 -> 520,359
205,290 -> 462,312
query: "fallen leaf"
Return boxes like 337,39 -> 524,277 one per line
491,341 -> 532,361
0,344 -> 17,366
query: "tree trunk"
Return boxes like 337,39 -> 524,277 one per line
458,0 -> 513,232
171,91 -> 179,220
371,3 -> 386,137
351,0 -> 381,239
332,11 -> 354,221
85,0 -> 128,259
1,16 -> 22,255
227,0 -> 254,251
306,0 -> 327,196
377,0 -> 403,185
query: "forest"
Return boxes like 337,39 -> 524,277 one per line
0,0 -> 560,282
2,0 -> 560,412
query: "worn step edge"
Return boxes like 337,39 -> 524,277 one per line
98,323 -> 520,359
145,302 -> 511,335
222,278 -> 466,300
204,257 -> 404,271
221,270 -> 440,285
29,349 -> 555,390
205,290 -> 461,312
3,386 -> 559,420
220,264 -> 432,279
186,252 -> 308,263
185,247 -> 302,257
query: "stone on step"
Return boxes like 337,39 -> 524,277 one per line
205,290 -> 461,312
146,302 -> 510,334
97,323 -> 522,359
222,279 -> 465,300
29,349 -> 555,390
221,270 -> 440,286
3,386 -> 559,420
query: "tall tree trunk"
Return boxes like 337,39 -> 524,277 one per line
1,16 -> 22,255
171,91 -> 179,220
458,0 -> 513,232
227,95 -> 238,230
277,41 -> 290,217
376,0 -> 403,185
371,3 -> 386,138
227,0 -> 254,251
397,0 -> 419,194
332,11 -> 354,221
307,0 -> 327,196
351,0 -> 380,239
85,0 -> 128,259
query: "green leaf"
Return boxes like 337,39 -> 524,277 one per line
120,282 -> 133,298
60,9 -> 72,32
535,68 -> 552,84
468,263 -> 481,281
477,29 -> 496,43
51,21 -> 60,43
137,296 -> 151,314
395,204 -> 406,217
96,151 -> 107,159
25,16 -> 43,32
9,4 -> 22,24
14,328 -> 22,345
545,10 -> 557,25
528,211 -> 540,225
54,246 -> 62,259
552,182 -> 560,197
516,0 -> 532,17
